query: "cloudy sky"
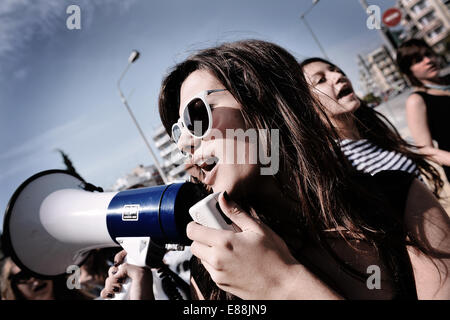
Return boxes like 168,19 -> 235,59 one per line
0,0 -> 398,230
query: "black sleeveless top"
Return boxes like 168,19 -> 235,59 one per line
297,171 -> 418,300
413,91 -> 450,180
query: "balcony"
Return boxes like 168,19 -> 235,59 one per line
169,164 -> 187,179
423,19 -> 443,34
412,4 -> 433,20
426,26 -> 449,45
152,125 -> 167,139
371,54 -> 387,65
383,67 -> 397,77
160,143 -> 177,158
154,134 -> 171,148
164,152 -> 186,168
377,59 -> 392,69
402,0 -> 422,9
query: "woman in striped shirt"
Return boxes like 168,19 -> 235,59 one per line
301,57 -> 443,196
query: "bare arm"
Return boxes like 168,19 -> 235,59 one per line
404,178 -> 450,299
406,94 -> 450,166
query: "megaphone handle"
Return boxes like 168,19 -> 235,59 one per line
110,256 -> 132,300
109,237 -> 152,300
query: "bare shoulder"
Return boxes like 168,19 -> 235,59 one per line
406,93 -> 426,112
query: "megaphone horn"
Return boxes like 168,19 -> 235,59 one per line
3,170 -> 206,280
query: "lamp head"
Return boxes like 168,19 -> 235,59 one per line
128,50 -> 140,63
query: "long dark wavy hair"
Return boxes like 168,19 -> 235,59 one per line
300,57 -> 443,197
158,40 -> 433,299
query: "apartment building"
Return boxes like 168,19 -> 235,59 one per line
152,125 -> 188,182
398,0 -> 450,60
358,46 -> 408,97
110,164 -> 164,191
358,54 -> 382,96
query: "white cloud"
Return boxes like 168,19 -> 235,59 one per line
0,0 -> 137,71
0,0 -> 64,57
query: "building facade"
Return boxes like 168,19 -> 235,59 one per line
398,0 -> 450,60
152,125 -> 189,182
358,46 -> 409,97
358,54 -> 382,97
110,164 -> 165,191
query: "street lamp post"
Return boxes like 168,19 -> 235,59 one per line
300,0 -> 329,60
117,50 -> 170,184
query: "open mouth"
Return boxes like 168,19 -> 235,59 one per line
197,156 -> 219,175
337,85 -> 353,100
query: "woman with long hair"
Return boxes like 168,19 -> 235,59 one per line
300,57 -> 443,196
102,39 -> 450,300
396,38 -> 450,181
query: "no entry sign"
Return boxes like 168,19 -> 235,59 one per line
382,8 -> 402,27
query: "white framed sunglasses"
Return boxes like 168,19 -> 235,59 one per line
171,89 -> 227,144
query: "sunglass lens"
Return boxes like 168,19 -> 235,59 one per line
10,271 -> 32,284
183,98 -> 209,137
172,124 -> 182,143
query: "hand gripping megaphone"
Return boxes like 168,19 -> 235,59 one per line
2,169 -> 209,299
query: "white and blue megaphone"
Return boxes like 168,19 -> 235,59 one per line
2,169 -> 209,299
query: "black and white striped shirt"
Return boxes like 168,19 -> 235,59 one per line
339,139 -> 420,177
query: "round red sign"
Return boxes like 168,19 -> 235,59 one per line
382,8 -> 402,27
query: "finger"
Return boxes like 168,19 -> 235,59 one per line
192,241 -> 231,272
112,283 -> 123,294
100,288 -> 114,299
218,192 -> 261,232
200,259 -> 228,286
102,277 -> 117,298
190,241 -> 215,263
105,274 -> 120,287
100,289 -> 108,299
110,274 -> 126,287
114,250 -> 127,266
186,221 -> 235,246
108,266 -> 119,277
113,264 -> 130,281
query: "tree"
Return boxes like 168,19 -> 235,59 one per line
362,93 -> 382,107
55,149 -> 86,182
55,149 -> 103,192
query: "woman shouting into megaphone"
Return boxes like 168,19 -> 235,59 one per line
102,40 -> 450,300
